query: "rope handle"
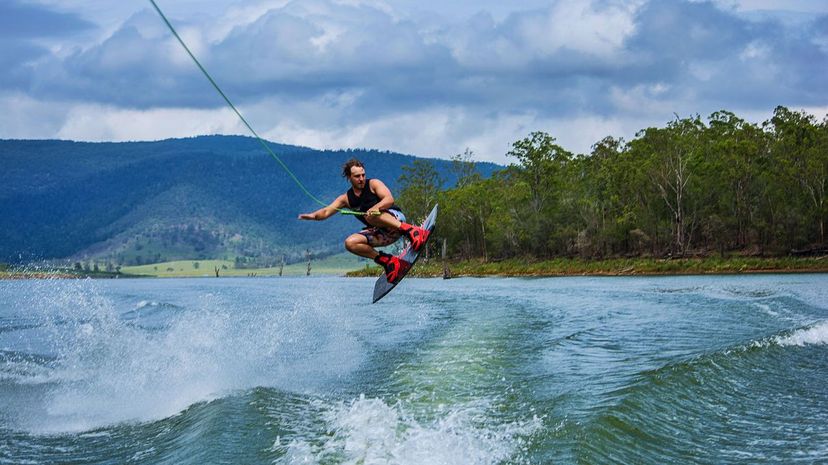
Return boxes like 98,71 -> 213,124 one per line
339,209 -> 383,216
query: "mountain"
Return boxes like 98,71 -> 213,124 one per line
0,136 -> 499,265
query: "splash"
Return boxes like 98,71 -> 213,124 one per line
2,278 -> 363,433
776,321 -> 828,347
280,395 -> 540,465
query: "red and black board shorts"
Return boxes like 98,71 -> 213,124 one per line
358,209 -> 407,247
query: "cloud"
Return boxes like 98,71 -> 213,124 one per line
0,41 -> 48,77
16,0 -> 826,110
598,0 -> 828,124
20,10 -> 217,108
0,1 -> 94,39
2,0 -> 827,161
440,2 -> 641,76
0,1 -> 95,82
0,92 -> 70,139
56,104 -> 244,141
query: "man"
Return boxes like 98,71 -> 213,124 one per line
298,158 -> 429,283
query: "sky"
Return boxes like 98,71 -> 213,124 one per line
2,0 -> 827,163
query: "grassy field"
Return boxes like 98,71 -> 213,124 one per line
120,253 -> 371,277
346,256 -> 828,278
5,255 -> 826,280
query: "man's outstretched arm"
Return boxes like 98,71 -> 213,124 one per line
298,195 -> 347,221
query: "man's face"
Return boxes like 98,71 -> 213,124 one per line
349,166 -> 366,189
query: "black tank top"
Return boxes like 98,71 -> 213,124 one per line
346,179 -> 402,227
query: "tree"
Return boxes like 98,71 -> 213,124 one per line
450,148 -> 480,188
398,159 -> 443,223
507,131 -> 573,256
507,132 -> 570,216
630,117 -> 705,255
705,110 -> 769,250
767,106 -> 827,245
440,178 -> 495,260
573,136 -> 629,257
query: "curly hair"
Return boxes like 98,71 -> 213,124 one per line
341,158 -> 365,178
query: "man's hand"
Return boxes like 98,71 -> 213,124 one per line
298,213 -> 315,220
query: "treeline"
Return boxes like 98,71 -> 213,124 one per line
398,106 -> 828,260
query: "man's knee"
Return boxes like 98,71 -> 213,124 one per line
344,234 -> 366,252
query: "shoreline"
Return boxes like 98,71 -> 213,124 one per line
345,256 -> 828,278
3,256 -> 827,280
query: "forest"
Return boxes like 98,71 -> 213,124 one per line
398,106 -> 828,261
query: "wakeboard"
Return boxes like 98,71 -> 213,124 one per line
372,204 -> 438,303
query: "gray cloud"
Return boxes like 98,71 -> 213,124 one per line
0,41 -> 48,74
629,1 -> 751,61
0,1 -> 95,85
16,1 -> 827,111
2,0 -> 827,158
23,10 -> 214,108
623,1 -> 828,111
0,1 -> 94,39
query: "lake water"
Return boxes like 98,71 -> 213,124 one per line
1,274 -> 827,464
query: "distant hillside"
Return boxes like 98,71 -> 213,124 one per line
0,136 -> 499,265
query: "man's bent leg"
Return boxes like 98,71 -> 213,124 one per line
364,211 -> 429,253
363,212 -> 402,230
344,233 -> 378,259
346,228 -> 410,284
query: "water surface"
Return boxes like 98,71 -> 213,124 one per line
1,275 -> 826,464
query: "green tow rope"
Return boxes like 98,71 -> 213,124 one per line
148,0 -> 364,216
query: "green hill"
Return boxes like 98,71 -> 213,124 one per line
0,136 -> 498,266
